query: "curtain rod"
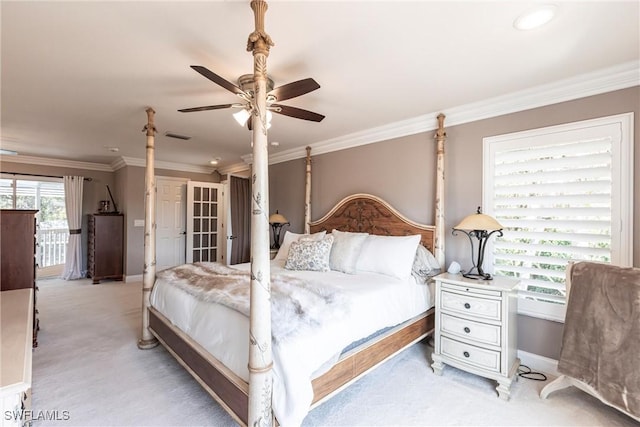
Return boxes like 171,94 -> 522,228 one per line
2,172 -> 93,181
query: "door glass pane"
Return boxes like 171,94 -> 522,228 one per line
211,189 -> 218,202
203,219 -> 209,232
210,249 -> 216,261
193,250 -> 200,262
211,203 -> 217,217
194,187 -> 201,201
203,203 -> 209,217
202,250 -> 209,262
193,218 -> 200,233
203,188 -> 210,202
194,234 -> 200,249
202,234 -> 209,248
194,203 -> 201,217
210,233 -> 216,247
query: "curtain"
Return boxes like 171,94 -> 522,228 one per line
230,176 -> 251,264
62,176 -> 84,280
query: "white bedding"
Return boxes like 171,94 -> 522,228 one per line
150,259 -> 434,426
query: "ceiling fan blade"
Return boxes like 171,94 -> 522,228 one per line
191,65 -> 245,96
272,104 -> 325,122
178,104 -> 234,113
268,78 -> 320,102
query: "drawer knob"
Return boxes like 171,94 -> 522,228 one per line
464,327 -> 471,333
464,302 -> 471,309
463,351 -> 470,358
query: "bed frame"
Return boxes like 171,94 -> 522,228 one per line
147,193 -> 437,425
139,3 -> 447,424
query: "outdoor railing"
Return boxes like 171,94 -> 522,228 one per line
38,228 -> 68,268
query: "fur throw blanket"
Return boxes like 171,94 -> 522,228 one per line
156,262 -> 350,344
558,262 -> 640,418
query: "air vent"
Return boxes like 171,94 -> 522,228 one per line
164,132 -> 191,140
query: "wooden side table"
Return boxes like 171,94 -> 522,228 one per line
431,273 -> 520,400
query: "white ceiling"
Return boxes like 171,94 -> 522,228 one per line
2,1 -> 638,173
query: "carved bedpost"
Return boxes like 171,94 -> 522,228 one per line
138,107 -> 159,350
304,146 -> 312,234
247,0 -> 274,425
434,113 -> 446,270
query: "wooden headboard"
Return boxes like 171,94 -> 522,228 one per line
309,193 -> 436,253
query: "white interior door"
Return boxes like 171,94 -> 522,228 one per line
156,177 -> 187,271
186,181 -> 224,264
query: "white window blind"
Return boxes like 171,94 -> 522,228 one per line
483,113 -> 633,321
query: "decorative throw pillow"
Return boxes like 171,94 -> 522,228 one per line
412,244 -> 442,284
356,234 -> 421,279
329,229 -> 369,274
275,230 -> 327,261
285,235 -> 334,272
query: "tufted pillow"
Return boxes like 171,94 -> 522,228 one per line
284,235 -> 334,271
356,234 -> 421,279
329,229 -> 369,274
275,230 -> 327,261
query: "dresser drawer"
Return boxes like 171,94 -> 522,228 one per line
440,290 -> 501,321
440,313 -> 501,347
440,336 -> 501,372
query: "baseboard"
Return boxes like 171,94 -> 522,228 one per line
125,274 -> 143,283
517,350 -> 559,377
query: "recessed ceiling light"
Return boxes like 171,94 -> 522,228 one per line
514,5 -> 557,30
270,141 -> 280,147
209,157 -> 221,166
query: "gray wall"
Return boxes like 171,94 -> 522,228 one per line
269,86 -> 640,359
116,165 -> 220,277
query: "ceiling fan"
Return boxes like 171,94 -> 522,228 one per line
178,65 -> 325,129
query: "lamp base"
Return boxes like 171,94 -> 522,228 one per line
462,272 -> 493,281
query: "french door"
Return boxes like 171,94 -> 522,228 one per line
186,182 -> 224,263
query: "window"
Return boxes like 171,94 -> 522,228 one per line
483,113 -> 633,322
1,176 -> 68,269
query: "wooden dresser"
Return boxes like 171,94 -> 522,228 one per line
87,213 -> 124,284
0,209 -> 39,347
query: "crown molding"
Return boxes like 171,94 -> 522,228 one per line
217,162 -> 251,175
115,156 -> 215,174
247,60 -> 639,166
0,154 -> 113,171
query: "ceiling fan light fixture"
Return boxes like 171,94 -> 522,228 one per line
514,5 -> 557,30
233,109 -> 251,126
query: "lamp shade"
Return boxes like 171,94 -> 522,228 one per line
269,212 -> 288,224
454,212 -> 503,231
233,109 -> 251,126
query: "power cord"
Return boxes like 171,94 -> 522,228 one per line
518,364 -> 547,381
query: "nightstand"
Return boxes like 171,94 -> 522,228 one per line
431,273 -> 520,400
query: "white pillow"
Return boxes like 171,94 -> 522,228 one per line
412,244 -> 442,284
329,229 -> 369,274
275,230 -> 327,261
284,235 -> 334,272
356,234 -> 421,279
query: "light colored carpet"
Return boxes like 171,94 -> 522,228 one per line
32,278 -> 637,427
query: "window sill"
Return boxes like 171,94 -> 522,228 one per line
517,297 -> 566,323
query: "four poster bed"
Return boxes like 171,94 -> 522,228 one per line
138,2 -> 448,425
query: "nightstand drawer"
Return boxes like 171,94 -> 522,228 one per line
440,290 -> 501,321
440,336 -> 501,372
440,313 -> 501,347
